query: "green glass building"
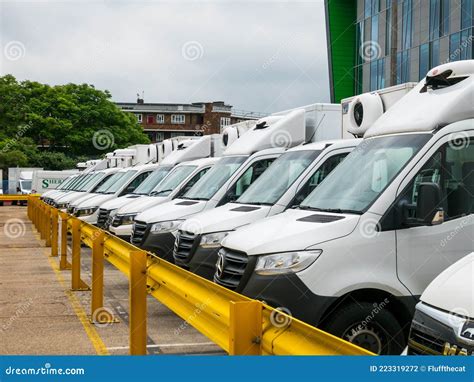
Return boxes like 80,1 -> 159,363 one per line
325,0 -> 474,102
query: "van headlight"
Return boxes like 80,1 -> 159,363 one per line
120,213 -> 137,225
255,250 -> 322,275
200,232 -> 230,249
150,220 -> 183,234
76,206 -> 99,217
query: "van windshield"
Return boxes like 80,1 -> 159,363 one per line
67,175 -> 87,190
96,172 -> 127,193
183,156 -> 247,201
132,166 -> 172,195
237,150 -> 321,205
105,170 -> 137,194
151,165 -> 197,196
78,173 -> 102,192
300,134 -> 431,213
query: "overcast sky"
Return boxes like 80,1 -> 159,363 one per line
0,0 -> 329,114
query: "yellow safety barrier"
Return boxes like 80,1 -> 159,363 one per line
27,197 -> 373,356
0,194 -> 40,202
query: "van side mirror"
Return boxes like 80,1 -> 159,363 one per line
416,183 -> 444,225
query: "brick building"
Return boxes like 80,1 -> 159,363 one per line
116,100 -> 265,142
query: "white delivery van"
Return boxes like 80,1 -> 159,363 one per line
42,173 -> 86,204
174,139 -> 361,280
31,170 -> 79,194
53,168 -> 120,210
131,109 -> 308,262
109,157 -> 218,241
71,163 -> 159,224
407,252 -> 473,355
95,136 -> 215,229
217,61 -> 474,355
41,174 -> 79,201
47,172 -> 100,207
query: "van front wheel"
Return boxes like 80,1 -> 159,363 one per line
322,302 -> 406,355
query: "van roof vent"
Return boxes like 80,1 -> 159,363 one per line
255,121 -> 270,129
420,69 -> 468,93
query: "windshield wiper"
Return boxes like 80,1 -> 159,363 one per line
300,206 -> 362,215
249,202 -> 273,206
150,189 -> 173,196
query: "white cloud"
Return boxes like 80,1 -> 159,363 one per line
0,0 -> 329,114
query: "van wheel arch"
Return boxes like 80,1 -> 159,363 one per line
318,288 -> 415,339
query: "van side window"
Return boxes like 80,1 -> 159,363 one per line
121,171 -> 151,195
217,158 -> 275,206
385,137 -> 473,229
175,167 -> 210,198
290,153 -> 349,208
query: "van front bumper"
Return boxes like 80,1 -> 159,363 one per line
240,272 -> 337,326
109,224 -> 133,242
134,231 -> 176,263
185,246 -> 220,280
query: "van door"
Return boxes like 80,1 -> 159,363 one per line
395,133 -> 474,296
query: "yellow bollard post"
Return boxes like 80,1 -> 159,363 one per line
45,205 -> 52,247
90,231 -> 118,325
229,301 -> 263,355
50,209 -> 59,257
71,219 -> 89,291
59,212 -> 71,270
39,204 -> 45,240
35,201 -> 39,230
129,250 -> 147,355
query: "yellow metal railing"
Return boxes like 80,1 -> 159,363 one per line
27,197 -> 373,356
0,194 -> 40,202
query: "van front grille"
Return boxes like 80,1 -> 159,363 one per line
131,221 -> 149,245
173,230 -> 198,264
213,247 -> 249,291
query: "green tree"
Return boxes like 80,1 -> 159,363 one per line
0,75 -> 149,169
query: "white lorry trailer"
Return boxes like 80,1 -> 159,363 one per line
216,60 -> 474,355
31,170 -> 79,194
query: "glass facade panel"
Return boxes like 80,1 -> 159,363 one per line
402,0 -> 413,50
461,0 -> 473,30
419,43 -> 430,79
372,14 -> 379,43
449,32 -> 461,61
430,39 -> 440,66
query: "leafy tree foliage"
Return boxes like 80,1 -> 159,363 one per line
0,75 -> 149,173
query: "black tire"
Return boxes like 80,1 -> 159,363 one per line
322,302 -> 406,355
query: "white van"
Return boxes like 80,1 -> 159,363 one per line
131,110 -> 308,262
42,174 -> 85,204
407,253 -> 473,355
95,136 -> 217,230
217,61 -> 474,355
109,158 -> 218,241
174,139 -> 361,280
71,163 -> 160,224
54,168 -> 120,210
